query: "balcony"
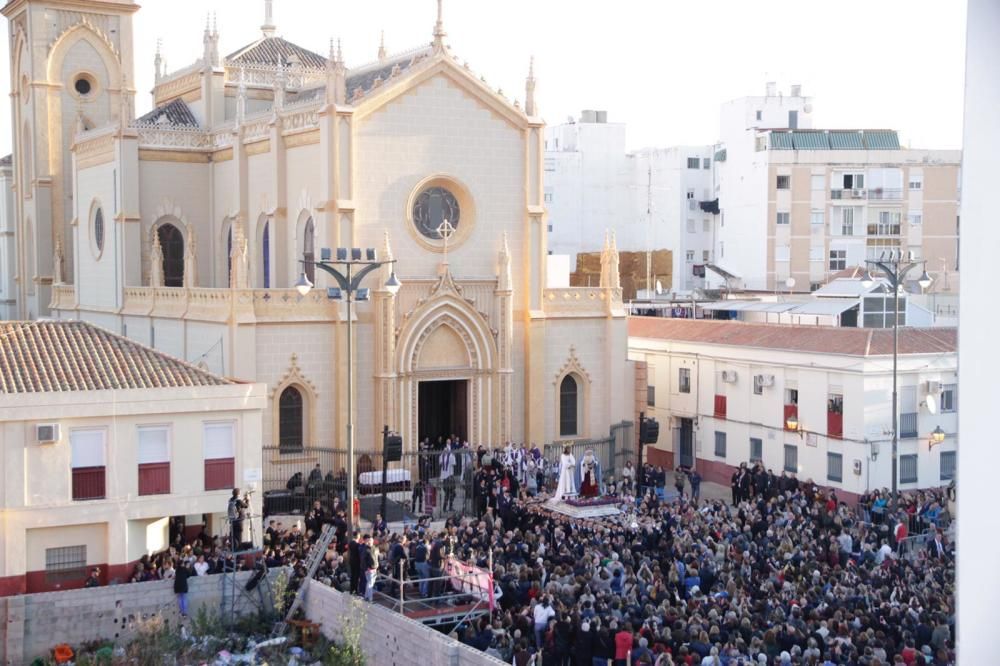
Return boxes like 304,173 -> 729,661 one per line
204,457 -> 235,491
899,412 -> 918,439
72,466 -> 106,501
138,462 -> 171,496
868,188 -> 904,201
784,404 -> 798,431
827,411 -> 843,440
714,395 -> 727,419
831,188 -> 867,200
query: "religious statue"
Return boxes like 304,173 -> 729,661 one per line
554,446 -> 577,501
576,449 -> 602,498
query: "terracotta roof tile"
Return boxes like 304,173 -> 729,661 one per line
628,317 -> 956,357
0,321 -> 231,394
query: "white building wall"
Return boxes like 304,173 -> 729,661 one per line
958,1 -> 1000,659
629,336 -> 957,498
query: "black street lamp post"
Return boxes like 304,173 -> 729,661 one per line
295,248 -> 401,528
861,251 -> 931,513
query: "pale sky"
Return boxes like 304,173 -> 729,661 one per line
0,0 -> 968,156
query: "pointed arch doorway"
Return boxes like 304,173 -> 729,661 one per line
418,379 -> 469,444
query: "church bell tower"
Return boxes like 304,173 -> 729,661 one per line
3,0 -> 138,318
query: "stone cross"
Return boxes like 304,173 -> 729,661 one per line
437,218 -> 456,265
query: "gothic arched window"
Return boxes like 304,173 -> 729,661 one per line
157,223 -> 184,288
560,375 -> 579,437
278,386 -> 304,452
302,217 -> 315,284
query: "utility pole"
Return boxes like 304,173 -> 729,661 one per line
646,163 -> 653,297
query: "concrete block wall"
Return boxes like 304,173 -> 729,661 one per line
303,581 -> 506,666
0,571 -> 267,664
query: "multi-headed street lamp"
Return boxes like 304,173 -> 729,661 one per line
295,248 -> 401,528
860,251 -> 932,512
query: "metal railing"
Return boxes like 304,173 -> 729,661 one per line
831,188 -> 867,200
868,188 -> 904,201
899,412 -> 918,439
544,421 -> 634,483
261,447 -> 475,521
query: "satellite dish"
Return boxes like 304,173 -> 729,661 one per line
785,277 -> 796,289
924,394 -> 938,415
655,280 -> 663,295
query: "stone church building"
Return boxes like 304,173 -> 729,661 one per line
4,0 -> 634,457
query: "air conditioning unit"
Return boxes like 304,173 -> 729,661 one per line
851,189 -> 862,198
926,380 -> 942,395
755,374 -> 775,388
36,423 -> 60,444
721,370 -> 738,383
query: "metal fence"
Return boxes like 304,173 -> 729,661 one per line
261,447 -> 476,522
543,421 -> 635,484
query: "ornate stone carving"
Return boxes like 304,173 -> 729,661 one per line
270,352 -> 319,399
553,345 -> 592,386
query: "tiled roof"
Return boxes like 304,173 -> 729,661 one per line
628,317 -> 956,357
0,154 -> 11,167
346,46 -> 431,101
0,321 -> 231,394
136,99 -> 199,127
227,37 -> 327,69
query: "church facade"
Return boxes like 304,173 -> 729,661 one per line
5,0 -> 634,456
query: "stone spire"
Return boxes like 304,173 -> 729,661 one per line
498,231 -> 512,292
381,230 -> 395,286
378,30 -> 387,62
525,56 -> 537,116
261,0 -> 276,38
432,0 -> 447,53
150,233 -> 164,287
183,229 -> 198,288
229,221 -> 249,289
208,13 -> 220,67
326,38 -> 347,105
274,62 -> 287,110
154,39 -> 163,83
53,234 -> 65,285
119,72 -> 134,123
608,231 -> 621,290
236,68 -> 247,124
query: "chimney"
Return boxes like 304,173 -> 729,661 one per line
766,81 -> 777,97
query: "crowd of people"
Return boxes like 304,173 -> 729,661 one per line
82,441 -> 956,665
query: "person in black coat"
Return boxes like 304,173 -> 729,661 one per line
174,562 -> 193,617
347,531 -> 362,595
574,621 -> 595,665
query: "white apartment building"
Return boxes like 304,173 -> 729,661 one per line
629,147 -> 715,293
544,112 -> 714,292
0,320 -> 265,596
629,317 -> 957,502
712,84 -> 961,296
0,155 -> 14,319
544,111 -> 631,262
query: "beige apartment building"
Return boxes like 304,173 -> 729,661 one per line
0,321 -> 265,596
764,131 -> 961,293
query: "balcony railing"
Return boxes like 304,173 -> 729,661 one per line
204,458 -> 235,491
827,411 -> 843,439
831,188 -> 867,200
899,412 -> 918,439
868,188 -> 904,201
138,462 -> 171,496
72,466 -> 106,501
714,395 -> 727,419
